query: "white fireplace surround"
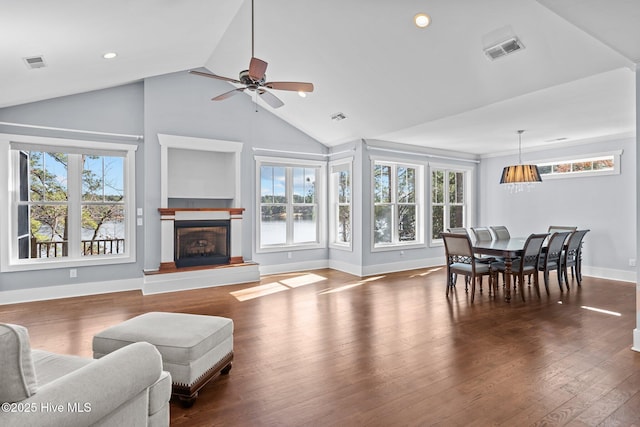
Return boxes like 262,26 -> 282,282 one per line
143,134 -> 259,295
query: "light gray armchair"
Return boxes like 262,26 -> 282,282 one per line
0,323 -> 171,427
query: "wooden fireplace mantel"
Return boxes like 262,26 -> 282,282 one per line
158,207 -> 245,216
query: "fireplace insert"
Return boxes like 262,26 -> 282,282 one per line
174,220 -> 230,268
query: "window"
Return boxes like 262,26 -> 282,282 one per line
1,135 -> 137,271
329,160 -> 352,249
536,151 -> 621,179
256,157 -> 325,251
372,160 -> 423,249
431,167 -> 467,243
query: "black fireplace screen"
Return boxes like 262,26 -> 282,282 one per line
174,220 -> 230,268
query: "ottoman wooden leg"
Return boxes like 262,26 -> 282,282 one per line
172,352 -> 234,407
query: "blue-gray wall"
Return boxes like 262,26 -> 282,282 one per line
0,83 -> 145,291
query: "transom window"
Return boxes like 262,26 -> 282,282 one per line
256,157 -> 325,251
1,135 -> 137,271
372,160 -> 423,248
537,152 -> 620,179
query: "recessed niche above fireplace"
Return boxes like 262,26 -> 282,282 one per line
158,134 -> 243,208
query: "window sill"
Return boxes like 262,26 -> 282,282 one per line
1,254 -> 136,273
371,242 -> 425,252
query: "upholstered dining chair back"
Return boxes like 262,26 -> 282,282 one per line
548,225 -> 577,234
471,227 -> 492,242
447,227 -> 468,236
490,226 -> 510,240
520,233 -> 548,270
442,232 -> 474,259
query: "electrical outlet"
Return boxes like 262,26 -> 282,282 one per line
287,252 -> 292,259
630,259 -> 636,267
70,268 -> 77,278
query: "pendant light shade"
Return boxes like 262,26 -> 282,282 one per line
500,164 -> 542,184
500,130 -> 542,190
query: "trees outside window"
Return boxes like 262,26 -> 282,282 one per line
2,136 -> 136,271
373,161 -> 422,248
17,150 -> 126,259
431,168 -> 466,242
329,160 -> 352,248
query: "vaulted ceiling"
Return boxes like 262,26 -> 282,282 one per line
2,0 -> 638,155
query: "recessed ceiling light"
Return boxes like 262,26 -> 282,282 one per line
414,13 -> 431,28
103,52 -> 117,59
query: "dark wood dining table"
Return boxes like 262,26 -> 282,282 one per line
472,237 -> 529,302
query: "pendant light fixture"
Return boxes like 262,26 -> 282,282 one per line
500,130 -> 542,192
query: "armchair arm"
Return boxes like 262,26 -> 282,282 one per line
0,342 -> 163,427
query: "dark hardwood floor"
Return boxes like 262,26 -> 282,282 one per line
2,267 -> 639,426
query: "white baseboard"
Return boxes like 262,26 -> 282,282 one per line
258,260 -> 329,276
328,259 -> 364,276
361,257 -> 443,277
581,265 -> 636,283
0,278 -> 142,305
143,264 -> 260,295
633,329 -> 640,353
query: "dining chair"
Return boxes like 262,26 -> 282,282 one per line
441,232 -> 494,302
470,227 -> 497,266
491,233 -> 548,302
489,225 -> 510,240
562,229 -> 590,287
471,227 -> 493,242
537,231 -> 572,293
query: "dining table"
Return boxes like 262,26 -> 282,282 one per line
472,237 -> 529,302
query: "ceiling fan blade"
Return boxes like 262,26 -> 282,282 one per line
249,57 -> 268,81
189,70 -> 241,84
212,87 -> 246,101
264,81 -> 314,93
257,89 -> 284,108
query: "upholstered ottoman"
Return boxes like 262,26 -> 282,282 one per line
93,312 -> 233,406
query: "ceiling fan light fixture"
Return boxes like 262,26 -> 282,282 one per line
103,52 -> 117,59
298,91 -> 307,98
414,13 -> 431,28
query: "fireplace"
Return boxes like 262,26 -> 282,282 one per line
174,220 -> 230,268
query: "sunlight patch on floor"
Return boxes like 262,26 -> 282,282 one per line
317,275 -> 385,295
581,305 -> 622,317
230,273 -> 328,301
280,273 -> 327,288
230,282 -> 289,301
409,267 -> 443,278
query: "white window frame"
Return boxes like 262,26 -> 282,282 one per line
0,134 -> 137,272
429,163 -> 474,246
329,158 -> 353,251
535,150 -> 622,180
370,157 -> 424,252
255,156 -> 326,253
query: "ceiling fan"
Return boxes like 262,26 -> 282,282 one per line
189,0 -> 314,109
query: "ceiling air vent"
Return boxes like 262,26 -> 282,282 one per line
23,55 -> 46,69
484,37 -> 524,60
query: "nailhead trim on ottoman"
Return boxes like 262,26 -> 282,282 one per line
93,312 -> 233,405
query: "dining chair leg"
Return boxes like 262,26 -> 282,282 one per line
532,271 -> 541,298
471,276 -> 476,303
518,273 -> 526,302
557,268 -> 564,292
543,271 -> 550,295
